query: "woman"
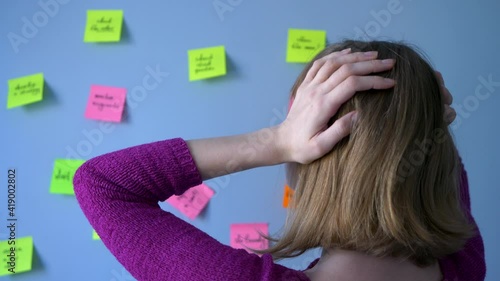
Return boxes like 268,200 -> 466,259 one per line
74,40 -> 486,281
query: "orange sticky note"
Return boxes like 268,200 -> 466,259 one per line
166,183 -> 215,220
230,223 -> 269,253
283,184 -> 294,208
84,85 -> 126,122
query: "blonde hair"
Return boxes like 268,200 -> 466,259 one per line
261,40 -> 474,266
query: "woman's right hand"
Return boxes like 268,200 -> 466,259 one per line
435,71 -> 457,125
277,49 -> 396,164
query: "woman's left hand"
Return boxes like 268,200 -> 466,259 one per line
276,49 -> 396,164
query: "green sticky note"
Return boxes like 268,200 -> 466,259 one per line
7,73 -> 44,109
0,236 -> 33,276
49,159 -> 85,195
92,230 -> 100,240
188,46 -> 226,81
84,10 -> 123,42
286,29 -> 326,63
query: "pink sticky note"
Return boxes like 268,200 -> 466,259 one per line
166,183 -> 215,220
230,223 -> 269,253
84,85 -> 126,122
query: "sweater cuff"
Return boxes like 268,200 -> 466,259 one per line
169,138 -> 203,195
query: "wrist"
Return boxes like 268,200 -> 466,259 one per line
243,127 -> 286,167
264,125 -> 290,165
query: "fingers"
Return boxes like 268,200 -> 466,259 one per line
325,76 -> 395,113
435,71 -> 453,105
304,48 -> 352,82
435,71 -> 445,85
441,86 -> 453,105
321,58 -> 395,93
444,105 -> 457,125
315,111 -> 357,153
305,49 -> 352,83
312,51 -> 381,83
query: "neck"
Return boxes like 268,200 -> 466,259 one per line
304,248 -> 442,281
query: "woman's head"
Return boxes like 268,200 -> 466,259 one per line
264,40 -> 473,266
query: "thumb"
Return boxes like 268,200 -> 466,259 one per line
315,111 -> 357,153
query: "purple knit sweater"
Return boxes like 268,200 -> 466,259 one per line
73,138 -> 486,281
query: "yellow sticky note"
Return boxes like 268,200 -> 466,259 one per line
84,10 -> 123,42
92,230 -> 100,240
7,73 -> 44,109
286,29 -> 326,63
49,159 -> 85,195
188,46 -> 226,81
0,236 -> 34,276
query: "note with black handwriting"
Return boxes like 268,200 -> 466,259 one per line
230,223 -> 269,254
166,183 -> 215,220
7,73 -> 44,109
49,159 -> 85,195
0,236 -> 33,276
286,28 -> 326,63
188,46 -> 226,81
84,10 -> 123,42
84,85 -> 126,122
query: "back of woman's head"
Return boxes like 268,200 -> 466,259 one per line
265,40 -> 474,266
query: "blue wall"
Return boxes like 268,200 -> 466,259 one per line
1,0 -> 498,280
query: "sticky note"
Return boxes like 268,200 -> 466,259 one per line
167,183 -> 215,220
0,236 -> 33,276
282,184 -> 294,208
7,73 -> 44,109
92,230 -> 100,240
230,223 -> 269,253
49,159 -> 85,195
84,85 -> 126,122
286,29 -> 326,63
84,10 -> 123,42
188,46 -> 226,81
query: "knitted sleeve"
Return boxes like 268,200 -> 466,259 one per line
439,160 -> 486,281
73,138 -> 310,281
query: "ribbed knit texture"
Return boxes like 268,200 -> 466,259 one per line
438,161 -> 486,281
73,138 -> 485,281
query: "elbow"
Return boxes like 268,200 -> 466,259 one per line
73,161 -> 88,196
73,160 -> 99,211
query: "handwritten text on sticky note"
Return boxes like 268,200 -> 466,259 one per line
286,29 -> 326,63
283,184 -> 294,208
230,223 -> 269,253
49,159 -> 85,195
0,236 -> 33,276
7,73 -> 44,109
167,183 -> 215,220
84,85 -> 126,122
84,10 -> 123,42
188,46 -> 226,81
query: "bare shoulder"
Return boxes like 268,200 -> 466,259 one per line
303,259 -> 442,281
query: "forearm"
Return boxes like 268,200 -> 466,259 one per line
186,126 -> 286,181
